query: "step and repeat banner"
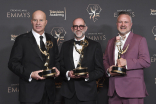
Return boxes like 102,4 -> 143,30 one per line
0,0 -> 156,104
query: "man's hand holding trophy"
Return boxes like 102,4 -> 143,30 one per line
110,36 -> 129,76
69,39 -> 89,79
38,41 -> 59,78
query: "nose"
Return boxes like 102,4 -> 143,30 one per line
77,26 -> 81,30
36,20 -> 40,24
121,22 -> 125,26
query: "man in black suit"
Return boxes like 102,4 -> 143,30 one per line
60,18 -> 104,104
8,10 -> 60,104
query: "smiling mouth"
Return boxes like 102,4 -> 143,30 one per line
36,26 -> 41,28
76,31 -> 82,33
120,27 -> 126,29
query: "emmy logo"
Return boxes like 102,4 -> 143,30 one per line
51,27 -> 66,46
90,5 -> 99,22
152,26 -> 156,40
87,4 -> 102,22
54,28 -> 63,43
11,35 -> 19,41
152,26 -> 156,36
150,9 -> 156,15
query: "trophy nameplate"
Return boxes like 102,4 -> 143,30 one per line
73,39 -> 89,77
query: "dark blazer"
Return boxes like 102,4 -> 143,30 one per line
8,31 -> 59,102
103,32 -> 151,98
60,37 -> 104,101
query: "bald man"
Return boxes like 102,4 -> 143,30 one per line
60,18 -> 104,104
8,10 -> 60,104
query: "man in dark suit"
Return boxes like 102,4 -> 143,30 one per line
103,11 -> 151,104
60,18 -> 104,104
8,10 -> 60,104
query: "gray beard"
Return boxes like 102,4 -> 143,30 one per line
74,30 -> 85,38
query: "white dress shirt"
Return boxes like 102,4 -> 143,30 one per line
29,29 -> 46,82
73,38 -> 83,68
32,29 -> 46,47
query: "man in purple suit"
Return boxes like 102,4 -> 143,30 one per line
103,11 -> 151,104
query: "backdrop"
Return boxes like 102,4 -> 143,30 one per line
0,0 -> 156,104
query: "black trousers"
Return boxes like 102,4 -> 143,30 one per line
21,88 -> 54,104
64,93 -> 97,104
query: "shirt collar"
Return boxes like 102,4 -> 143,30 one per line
119,31 -> 130,41
32,29 -> 46,39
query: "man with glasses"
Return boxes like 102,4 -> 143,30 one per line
60,18 -> 104,104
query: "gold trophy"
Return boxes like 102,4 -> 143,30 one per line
39,41 -> 56,77
111,36 -> 129,75
73,39 -> 89,77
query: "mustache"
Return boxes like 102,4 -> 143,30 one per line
75,30 -> 82,32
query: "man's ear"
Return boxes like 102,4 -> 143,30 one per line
71,27 -> 74,32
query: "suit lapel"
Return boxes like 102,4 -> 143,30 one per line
81,37 -> 89,66
112,38 -> 116,65
28,31 -> 43,61
69,39 -> 75,69
122,32 -> 133,58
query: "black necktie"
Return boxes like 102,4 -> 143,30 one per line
40,36 -> 46,62
40,36 -> 46,51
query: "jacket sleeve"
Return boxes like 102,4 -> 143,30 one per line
59,43 -> 68,80
88,43 -> 104,81
53,38 -> 60,71
126,37 -> 151,70
103,40 -> 111,77
8,36 -> 32,82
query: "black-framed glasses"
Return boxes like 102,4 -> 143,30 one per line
73,25 -> 86,30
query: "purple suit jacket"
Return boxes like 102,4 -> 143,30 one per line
103,32 -> 151,98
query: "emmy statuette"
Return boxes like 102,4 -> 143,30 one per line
111,36 -> 129,75
73,39 -> 89,77
39,41 -> 56,77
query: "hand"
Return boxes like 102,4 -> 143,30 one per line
108,65 -> 120,77
31,70 -> 45,80
68,70 -> 81,79
117,58 -> 127,67
68,70 -> 75,78
52,67 -> 60,77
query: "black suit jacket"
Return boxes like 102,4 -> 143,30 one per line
8,31 -> 59,102
60,37 -> 104,101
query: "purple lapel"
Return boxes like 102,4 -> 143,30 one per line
111,37 -> 116,65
